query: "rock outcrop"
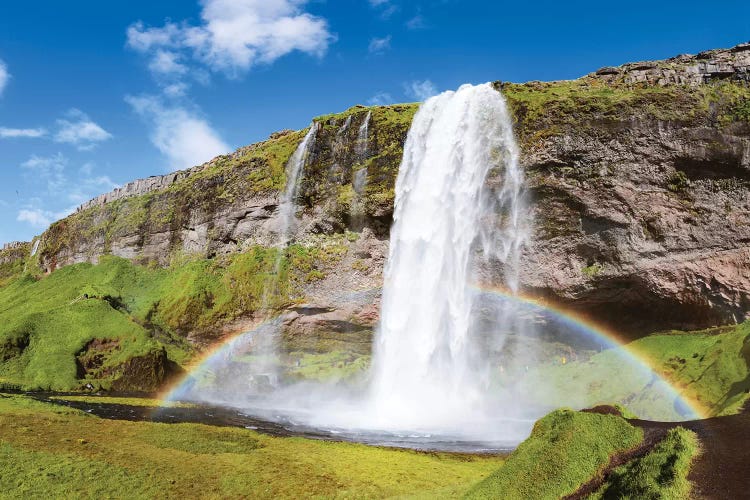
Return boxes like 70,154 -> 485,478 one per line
590,42 -> 750,86
15,43 -> 750,336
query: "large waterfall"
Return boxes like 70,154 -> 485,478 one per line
167,83 -> 696,451
367,83 -> 527,432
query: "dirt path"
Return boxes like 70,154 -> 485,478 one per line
564,426 -> 669,500
630,404 -> 750,500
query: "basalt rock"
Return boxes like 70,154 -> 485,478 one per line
19,42 -> 750,336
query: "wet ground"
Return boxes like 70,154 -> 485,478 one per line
34,393 -> 514,453
27,392 -> 750,495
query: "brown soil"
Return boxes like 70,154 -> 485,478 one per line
629,403 -> 750,500
564,427 -> 669,500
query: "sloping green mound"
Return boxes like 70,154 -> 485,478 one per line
594,427 -> 698,499
466,409 -> 643,499
521,323 -> 750,420
0,243 -> 345,390
634,325 -> 750,416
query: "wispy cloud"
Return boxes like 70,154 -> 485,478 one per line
0,127 -> 47,138
126,0 -> 335,82
54,109 -> 112,150
367,92 -> 395,106
367,0 -> 398,19
368,35 -> 392,55
16,155 -> 119,230
406,14 -> 426,30
125,94 -> 230,172
0,59 -> 8,97
21,153 -> 68,192
17,208 -> 54,229
404,79 -> 438,101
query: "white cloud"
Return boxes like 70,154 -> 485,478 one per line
148,50 -> 189,76
368,35 -> 391,55
54,109 -> 112,150
404,79 -> 439,101
367,92 -> 394,106
0,127 -> 47,138
127,0 -> 335,79
17,209 -> 52,229
22,153 -> 68,192
17,204 -> 77,230
0,59 -> 8,97
126,94 -> 230,171
163,82 -> 189,98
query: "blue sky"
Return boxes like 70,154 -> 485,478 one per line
0,0 -> 748,244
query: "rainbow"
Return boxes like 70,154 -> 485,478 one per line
159,285 -> 709,420
468,284 -> 709,419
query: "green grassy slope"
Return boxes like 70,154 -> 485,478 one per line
0,394 -> 502,499
0,240 -> 349,390
521,323 -> 750,420
593,427 -> 698,500
466,409 -> 643,499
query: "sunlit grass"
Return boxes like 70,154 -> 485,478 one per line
0,394 -> 504,499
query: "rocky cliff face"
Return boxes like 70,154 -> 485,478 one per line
12,43 -> 750,337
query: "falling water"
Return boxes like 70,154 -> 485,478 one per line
368,83 -> 528,432
350,111 -> 372,229
278,123 -> 318,244
168,83 -> 696,449
355,111 -> 371,159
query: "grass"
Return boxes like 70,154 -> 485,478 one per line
520,322 -> 750,420
465,408 -> 643,499
47,395 -> 197,408
0,393 -> 504,499
593,427 -> 698,499
0,243 -> 349,391
501,79 -> 750,147
634,324 -> 750,416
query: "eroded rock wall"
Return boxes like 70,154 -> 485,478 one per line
27,43 -> 750,335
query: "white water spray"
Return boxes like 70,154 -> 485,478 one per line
367,83 -> 527,432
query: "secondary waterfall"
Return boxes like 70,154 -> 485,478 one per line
368,83 -> 527,431
278,123 -> 318,244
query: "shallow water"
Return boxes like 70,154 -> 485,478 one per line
39,394 -> 517,453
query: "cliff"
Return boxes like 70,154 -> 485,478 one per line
1,43 -> 749,391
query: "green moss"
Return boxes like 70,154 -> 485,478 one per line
466,408 -> 643,499
582,262 -> 603,277
522,323 -> 750,419
667,170 -> 691,193
0,394 -> 502,498
285,350 -> 370,382
0,240 -> 352,390
593,427 -> 698,500
501,79 -> 750,147
633,324 -> 750,416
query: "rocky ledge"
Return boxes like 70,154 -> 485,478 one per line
6,43 -> 750,338
590,41 -> 750,86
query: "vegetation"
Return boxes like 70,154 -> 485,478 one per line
501,79 -> 750,146
521,322 -> 750,420
593,427 -> 698,499
0,241 -> 349,390
635,324 -> 750,416
466,408 -> 643,499
0,393 -> 503,498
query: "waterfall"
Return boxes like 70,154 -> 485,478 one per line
368,83 -> 527,431
356,111 -> 371,159
351,111 -> 372,229
278,123 -> 318,244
